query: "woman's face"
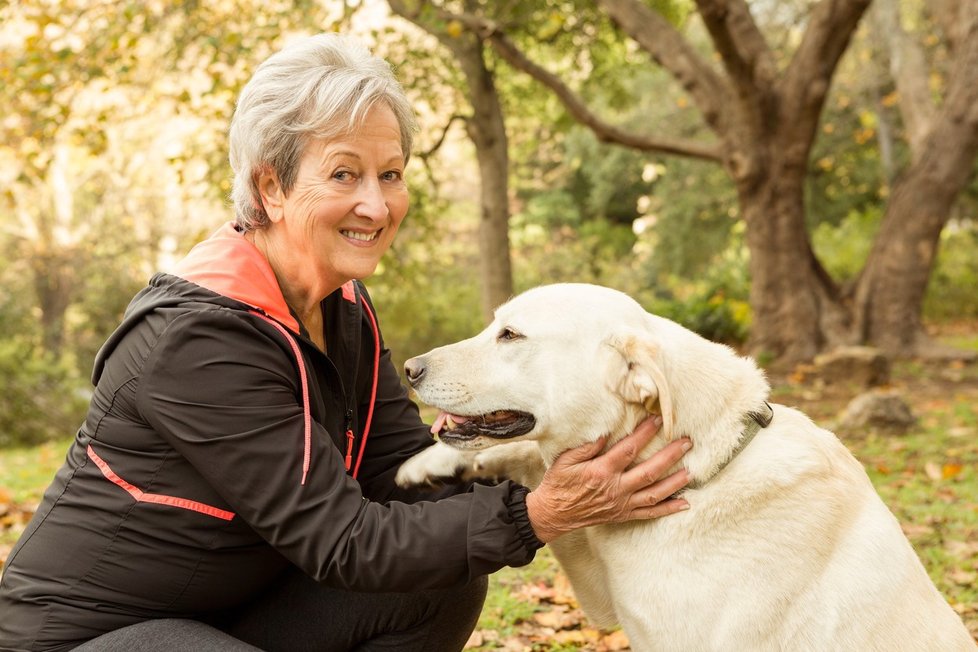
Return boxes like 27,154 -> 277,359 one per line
265,103 -> 409,290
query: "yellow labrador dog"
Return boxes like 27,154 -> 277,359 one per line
396,283 -> 975,651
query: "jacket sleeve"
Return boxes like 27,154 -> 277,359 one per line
136,309 -> 541,592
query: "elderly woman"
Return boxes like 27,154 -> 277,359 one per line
0,34 -> 690,651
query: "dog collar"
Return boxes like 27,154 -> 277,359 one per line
688,401 -> 774,489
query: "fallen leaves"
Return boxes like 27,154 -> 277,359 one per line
0,486 -> 36,568
467,572 -> 631,651
924,461 -> 965,481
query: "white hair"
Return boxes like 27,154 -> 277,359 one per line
228,33 -> 417,230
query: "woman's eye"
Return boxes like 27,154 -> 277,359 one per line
333,170 -> 355,182
381,170 -> 402,182
497,327 -> 523,342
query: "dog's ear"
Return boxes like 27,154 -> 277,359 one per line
606,331 -> 674,440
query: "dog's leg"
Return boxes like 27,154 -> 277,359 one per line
395,442 -> 473,487
550,531 -> 619,629
471,441 -> 546,488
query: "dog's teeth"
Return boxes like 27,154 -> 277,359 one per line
445,415 -> 456,430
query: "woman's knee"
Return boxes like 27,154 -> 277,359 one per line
74,618 -> 260,651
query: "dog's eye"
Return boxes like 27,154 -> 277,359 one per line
497,327 -> 523,342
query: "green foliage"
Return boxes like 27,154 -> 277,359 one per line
811,206 -> 881,282
643,241 -> 752,345
643,157 -> 739,280
806,93 -> 895,230
0,341 -> 87,448
510,214 -> 638,292
925,225 -> 978,320
367,176 -> 485,371
652,289 -> 750,345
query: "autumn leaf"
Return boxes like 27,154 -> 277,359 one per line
445,20 -> 464,38
949,569 -> 977,586
943,463 -> 964,480
532,605 -> 580,630
602,629 -> 632,650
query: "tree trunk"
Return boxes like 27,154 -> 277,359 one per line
873,0 -> 933,157
597,0 -> 870,362
736,146 -> 852,361
454,45 -> 514,321
853,4 -> 978,355
854,116 -> 978,353
387,0 -> 514,322
31,248 -> 73,357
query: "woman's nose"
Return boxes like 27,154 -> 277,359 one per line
354,179 -> 389,220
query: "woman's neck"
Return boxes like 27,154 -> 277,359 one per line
246,228 -> 333,351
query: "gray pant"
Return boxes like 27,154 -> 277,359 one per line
74,570 -> 488,652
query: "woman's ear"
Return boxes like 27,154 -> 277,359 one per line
606,330 -> 674,440
255,166 -> 285,223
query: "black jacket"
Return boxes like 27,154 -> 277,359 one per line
0,223 -> 540,651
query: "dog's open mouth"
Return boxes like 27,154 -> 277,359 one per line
431,410 -> 536,442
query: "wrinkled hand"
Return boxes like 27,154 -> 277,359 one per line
525,416 -> 691,543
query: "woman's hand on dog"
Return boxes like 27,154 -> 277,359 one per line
524,415 -> 691,543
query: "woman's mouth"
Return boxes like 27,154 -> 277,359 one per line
340,229 -> 381,242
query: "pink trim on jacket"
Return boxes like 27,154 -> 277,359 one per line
352,300 -> 381,479
86,445 -> 236,521
250,311 -> 313,485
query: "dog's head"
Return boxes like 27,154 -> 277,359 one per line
404,284 -> 675,461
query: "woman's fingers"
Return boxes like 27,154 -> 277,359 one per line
550,435 -> 608,469
628,495 -> 690,520
626,468 -> 691,514
621,436 -> 692,494
595,415 -> 663,472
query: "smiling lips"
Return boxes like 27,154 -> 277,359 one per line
340,229 -> 380,242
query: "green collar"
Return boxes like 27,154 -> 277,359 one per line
688,402 -> 774,489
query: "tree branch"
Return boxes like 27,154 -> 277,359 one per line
596,0 -> 732,135
872,0 -> 933,157
417,113 -> 468,160
694,0 -> 778,95
780,0 -> 872,129
929,0 -> 967,52
445,9 -> 722,162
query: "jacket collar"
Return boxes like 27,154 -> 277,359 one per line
171,221 -> 357,332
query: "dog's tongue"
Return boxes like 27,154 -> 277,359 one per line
430,411 -> 470,435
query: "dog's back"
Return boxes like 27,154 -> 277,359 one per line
574,405 -> 975,650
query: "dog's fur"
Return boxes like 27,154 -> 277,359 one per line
396,283 -> 975,651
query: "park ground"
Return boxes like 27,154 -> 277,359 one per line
1,325 -> 977,650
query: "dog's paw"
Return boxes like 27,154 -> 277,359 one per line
471,441 -> 546,489
395,443 -> 471,488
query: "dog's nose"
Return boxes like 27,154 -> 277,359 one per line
404,356 -> 427,387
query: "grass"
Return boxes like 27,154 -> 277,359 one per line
853,405 -> 978,615
0,439 -> 69,505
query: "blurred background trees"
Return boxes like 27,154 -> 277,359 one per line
2,0 -> 977,446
